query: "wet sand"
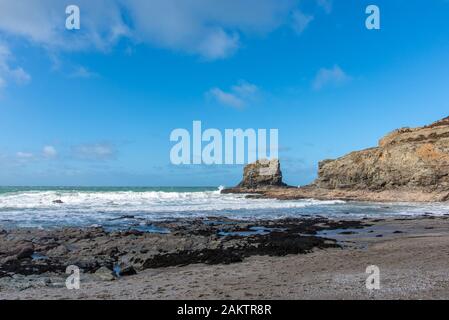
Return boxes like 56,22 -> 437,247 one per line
2,216 -> 449,300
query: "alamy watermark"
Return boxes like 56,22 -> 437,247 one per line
64,5 -> 380,32
366,265 -> 381,290
66,5 -> 80,30
170,121 -> 279,170
65,265 -> 80,290
366,5 -> 381,30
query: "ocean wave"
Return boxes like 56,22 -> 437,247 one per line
0,188 -> 344,212
1,188 -> 448,229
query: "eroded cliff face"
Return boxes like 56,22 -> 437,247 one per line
314,117 -> 449,194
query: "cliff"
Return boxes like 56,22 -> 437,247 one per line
223,117 -> 449,202
313,117 -> 449,195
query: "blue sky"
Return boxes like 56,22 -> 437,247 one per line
0,0 -> 449,186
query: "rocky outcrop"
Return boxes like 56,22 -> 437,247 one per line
224,117 -> 449,202
312,117 -> 449,199
222,159 -> 288,193
239,159 -> 286,188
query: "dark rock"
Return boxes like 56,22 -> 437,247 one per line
0,259 -> 66,276
122,229 -> 144,237
143,249 -> 244,268
339,231 -> 357,235
52,200 -> 64,204
16,244 -> 35,260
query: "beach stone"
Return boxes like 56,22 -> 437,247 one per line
94,266 -> 116,281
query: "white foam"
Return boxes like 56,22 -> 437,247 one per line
0,189 -> 344,212
1,188 -> 449,228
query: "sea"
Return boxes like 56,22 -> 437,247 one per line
0,186 -> 448,230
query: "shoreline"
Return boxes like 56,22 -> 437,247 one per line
222,186 -> 449,203
2,214 -> 449,299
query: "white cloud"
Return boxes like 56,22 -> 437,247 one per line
72,143 -> 117,160
0,0 -> 299,60
0,43 -> 31,89
121,0 -> 300,60
208,80 -> 259,108
69,66 -> 99,79
16,151 -> 34,159
292,10 -> 314,35
8,67 -> 31,84
231,81 -> 258,97
196,29 -> 239,60
208,88 -> 245,108
0,0 -> 128,51
313,65 -> 351,90
15,146 -> 57,162
43,145 -> 57,158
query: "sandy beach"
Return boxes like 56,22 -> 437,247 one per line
2,215 -> 449,300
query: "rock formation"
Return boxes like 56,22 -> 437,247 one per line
238,159 -> 287,188
313,117 -> 449,195
224,117 -> 449,202
222,159 -> 288,193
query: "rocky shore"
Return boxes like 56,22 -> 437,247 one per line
2,215 -> 449,299
0,217 -> 370,288
223,117 -> 449,202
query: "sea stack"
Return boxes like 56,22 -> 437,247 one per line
222,159 -> 288,193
